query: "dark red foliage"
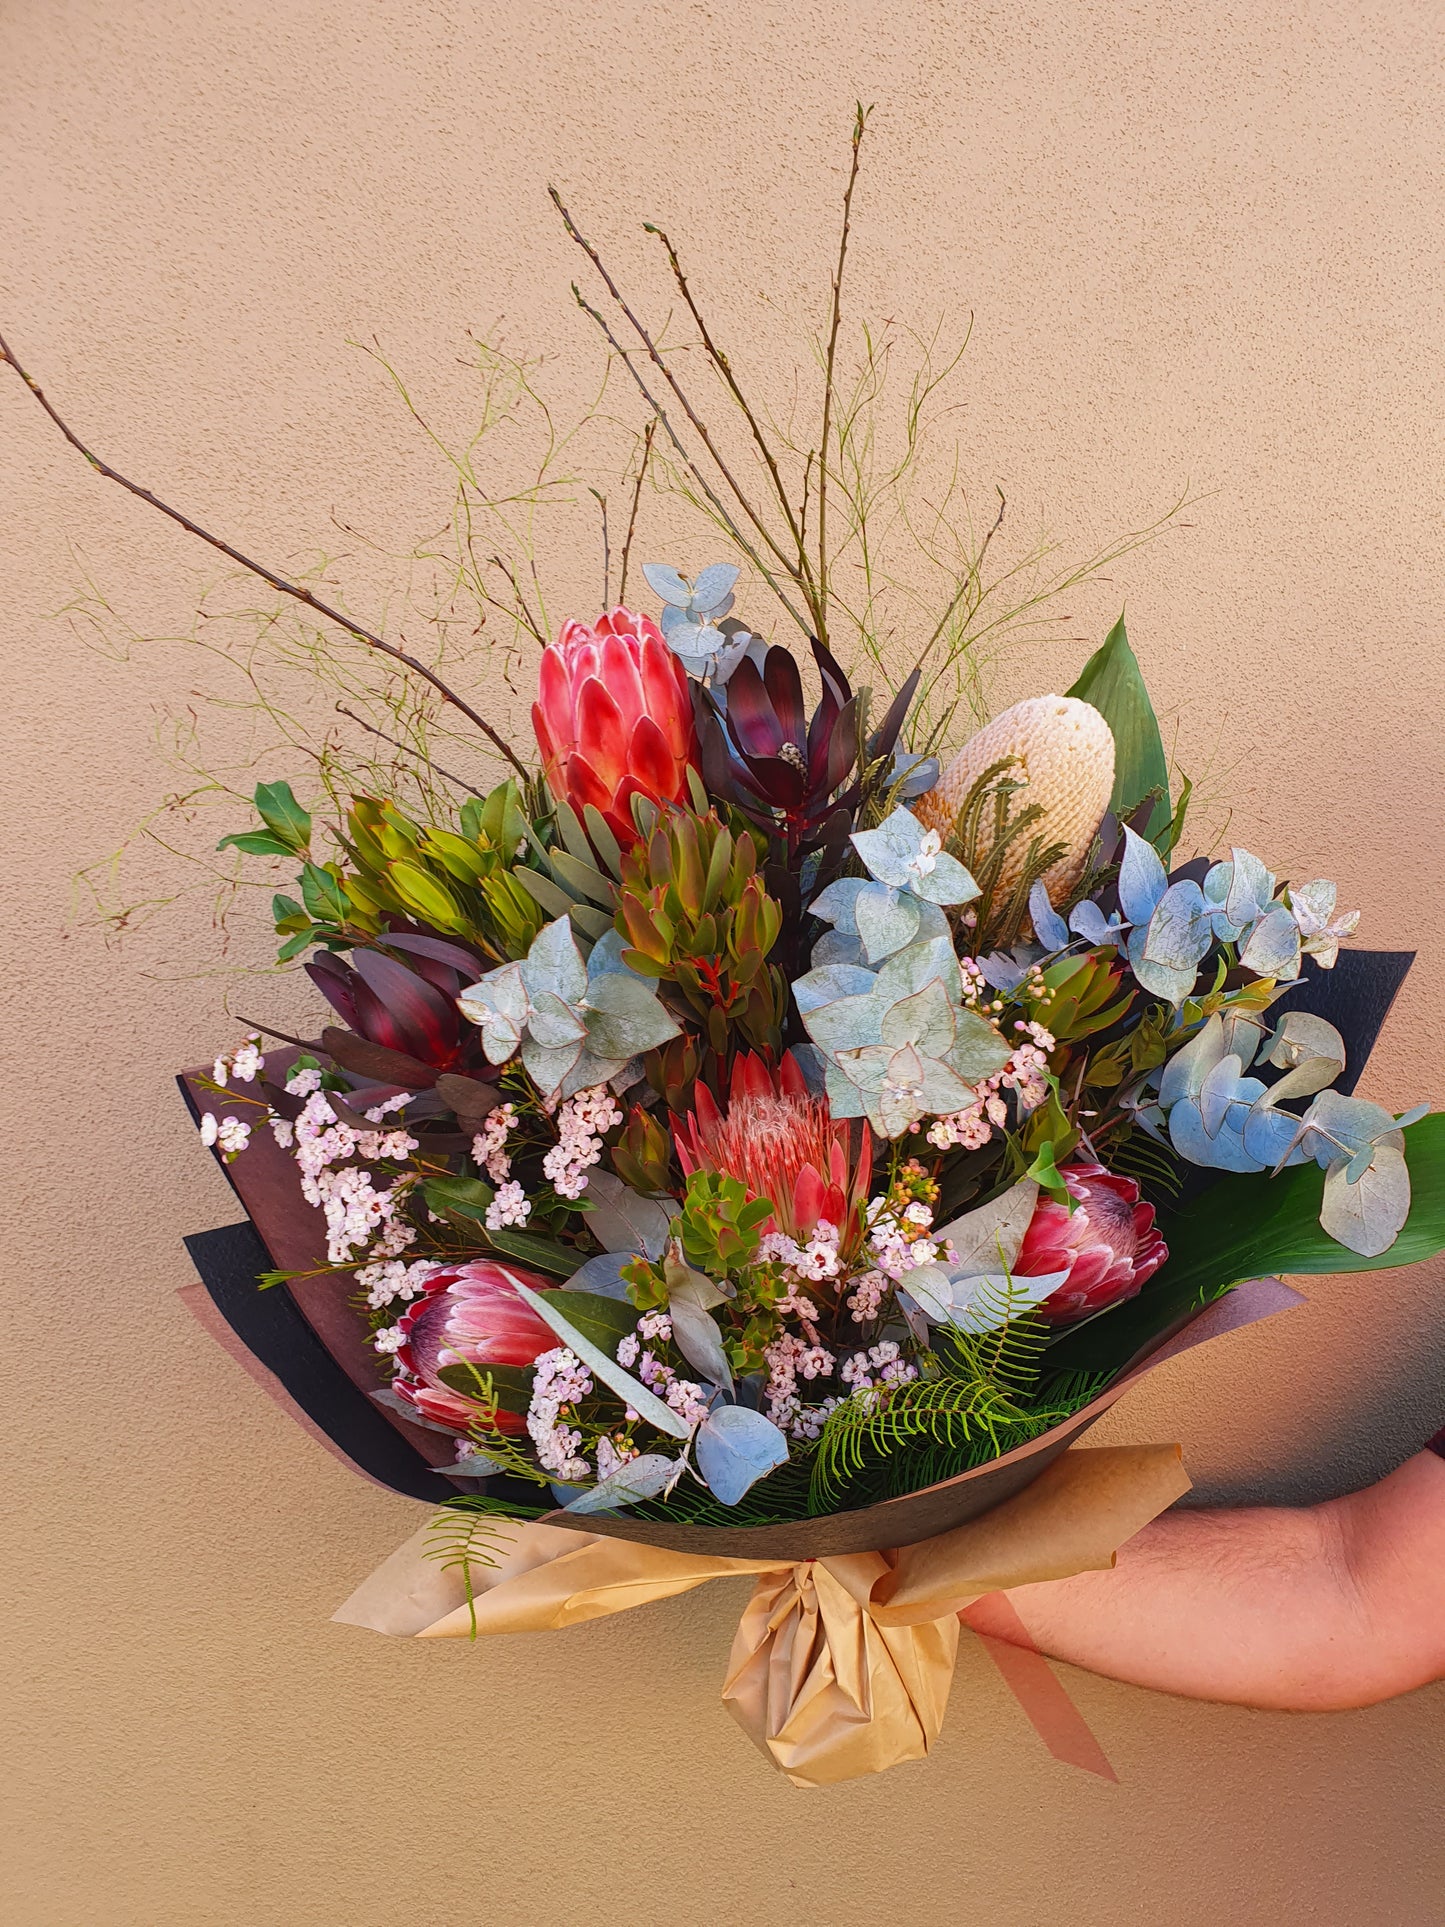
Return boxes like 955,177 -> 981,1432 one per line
305,938 -> 489,1077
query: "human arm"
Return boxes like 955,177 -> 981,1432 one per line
964,1442 -> 1445,1711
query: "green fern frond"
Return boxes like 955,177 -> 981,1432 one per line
423,1497 -> 533,1638
1107,1128 -> 1184,1205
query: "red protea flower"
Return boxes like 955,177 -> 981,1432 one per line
532,606 -> 700,849
391,1262 -> 557,1435
1014,1162 -> 1167,1324
673,1051 -> 872,1249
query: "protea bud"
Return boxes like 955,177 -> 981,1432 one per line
391,1261 -> 558,1434
644,1033 -> 704,1115
1013,1162 -> 1167,1324
611,1103 -> 674,1195
617,808 -> 785,1061
916,695 -> 1115,903
532,607 -> 700,849
673,1050 -> 873,1251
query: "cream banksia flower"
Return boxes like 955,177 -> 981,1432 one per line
915,694 -> 1115,905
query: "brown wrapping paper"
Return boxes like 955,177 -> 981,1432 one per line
335,1441 -> 1190,1786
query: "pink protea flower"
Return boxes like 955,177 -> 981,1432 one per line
1014,1161 -> 1167,1324
391,1261 -> 557,1435
673,1051 -> 873,1251
532,606 -> 700,849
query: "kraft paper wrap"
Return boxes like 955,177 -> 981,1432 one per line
335,1441 -> 1190,1787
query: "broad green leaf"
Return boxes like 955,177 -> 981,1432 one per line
253,779 -> 312,854
276,930 -> 314,962
513,1288 -> 639,1356
1047,1112 -> 1445,1374
1067,615 -> 1170,842
484,1229 -> 583,1278
436,1359 -> 537,1415
387,861 -> 464,929
300,861 -> 349,924
217,829 -> 294,858
422,1175 -> 495,1224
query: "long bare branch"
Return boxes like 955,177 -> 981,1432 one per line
567,283 -> 814,637
644,222 -> 819,613
550,189 -> 810,593
0,327 -> 532,779
815,102 -> 872,647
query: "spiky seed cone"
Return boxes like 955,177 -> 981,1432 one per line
915,694 -> 1115,903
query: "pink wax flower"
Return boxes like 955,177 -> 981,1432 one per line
1015,1161 -> 1167,1325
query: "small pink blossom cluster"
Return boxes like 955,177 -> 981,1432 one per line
282,1087 -> 421,1263
291,1090 -> 418,1191
845,1268 -> 889,1323
840,1339 -> 917,1394
355,1256 -> 443,1311
212,1034 -> 264,1086
865,1196 -> 941,1281
926,1021 -> 1056,1151
199,1112 -> 252,1160
762,1329 -> 838,1433
758,1218 -> 842,1283
541,1086 -> 623,1199
472,1103 -> 517,1184
313,1164 -> 417,1266
526,1346 -> 594,1480
484,1181 -> 531,1230
617,1313 -> 711,1425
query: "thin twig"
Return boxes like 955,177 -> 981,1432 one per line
488,553 -> 547,644
917,486 -> 1007,665
645,223 -> 819,612
334,703 -> 487,796
589,487 -> 611,606
550,188 -> 813,605
566,281 -> 813,637
0,327 -> 531,779
816,103 -> 871,647
617,420 -> 655,604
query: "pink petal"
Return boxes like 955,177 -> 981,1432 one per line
600,631 -> 647,730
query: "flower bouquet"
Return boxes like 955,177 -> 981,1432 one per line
10,116 -> 1444,1779
182,596 -> 1443,1566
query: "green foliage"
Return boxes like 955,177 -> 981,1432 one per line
1027,951 -> 1134,1044
617,808 -> 786,1059
335,785 -> 546,957
217,779 -> 314,860
808,1310 -> 1095,1512
226,780 -> 548,964
673,1169 -> 774,1276
1067,614 -> 1171,844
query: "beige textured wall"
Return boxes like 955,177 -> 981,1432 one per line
4,3 -> 1444,1922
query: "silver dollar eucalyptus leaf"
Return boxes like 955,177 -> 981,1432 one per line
694,1405 -> 790,1505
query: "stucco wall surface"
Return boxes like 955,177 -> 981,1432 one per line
3,3 -> 1444,1923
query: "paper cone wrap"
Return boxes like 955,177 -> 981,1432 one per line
334,1441 -> 1189,1786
